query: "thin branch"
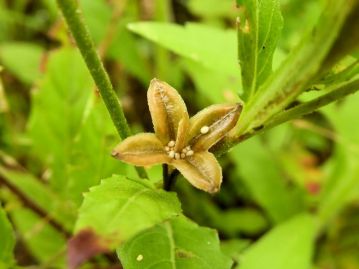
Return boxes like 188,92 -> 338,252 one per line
0,175 -> 72,238
162,164 -> 168,187
56,0 -> 147,179
163,167 -> 179,191
213,78 -> 359,156
265,79 -> 359,129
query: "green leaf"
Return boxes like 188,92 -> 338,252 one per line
238,0 -> 357,133
27,48 -> 129,205
236,214 -> 317,269
128,22 -> 237,75
231,136 -> 304,223
118,216 -> 233,269
320,3 -> 359,73
0,205 -> 15,266
27,48 -> 93,191
75,175 -> 181,247
318,146 -> 359,224
0,42 -> 43,84
318,92 -> 359,222
0,165 -> 76,230
65,94 -> 132,206
128,22 -> 241,102
10,207 -> 66,266
279,0 -> 321,51
80,0 -> 152,83
107,21 -> 152,84
220,239 -> 251,260
213,208 -> 268,236
237,0 -> 283,100
80,0 -> 111,44
181,58 -> 242,103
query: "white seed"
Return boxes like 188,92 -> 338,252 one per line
200,126 -> 209,134
168,140 -> 175,147
182,148 -> 188,153
136,254 -> 143,261
175,153 -> 180,160
165,146 -> 170,151
168,150 -> 175,158
181,153 -> 186,158
186,146 -> 191,150
186,150 -> 194,156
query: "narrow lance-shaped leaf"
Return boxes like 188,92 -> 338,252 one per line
320,2 -> 359,73
237,0 -> 283,101
0,205 -> 15,266
238,0 -> 356,133
236,214 -> 317,269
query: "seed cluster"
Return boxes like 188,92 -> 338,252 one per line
165,140 -> 194,160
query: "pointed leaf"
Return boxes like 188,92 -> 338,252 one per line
174,151 -> 222,193
0,42 -> 44,84
190,104 -> 242,151
10,208 -> 66,266
27,48 -> 128,206
0,205 -> 15,266
231,136 -> 304,223
147,78 -> 189,144
112,133 -> 169,166
75,175 -> 182,248
128,22 -> 238,77
236,214 -> 317,269
0,165 -> 76,230
118,216 -> 233,269
239,0 -> 356,131
321,2 -> 359,72
237,0 -> 283,100
128,22 -> 241,103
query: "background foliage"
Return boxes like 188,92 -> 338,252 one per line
0,0 -> 358,268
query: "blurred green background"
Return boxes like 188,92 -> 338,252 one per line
0,0 -> 358,268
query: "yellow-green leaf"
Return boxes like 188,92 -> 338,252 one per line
75,175 -> 182,248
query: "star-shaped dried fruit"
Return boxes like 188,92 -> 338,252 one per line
112,79 -> 242,193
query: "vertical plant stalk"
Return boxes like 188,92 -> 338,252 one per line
162,164 -> 169,190
166,171 -> 180,191
0,175 -> 71,238
163,164 -> 179,191
56,0 -> 147,178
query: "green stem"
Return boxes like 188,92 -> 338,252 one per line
236,0 -> 354,135
56,0 -> 147,178
213,79 -> 359,156
265,79 -> 359,129
163,164 -> 179,191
